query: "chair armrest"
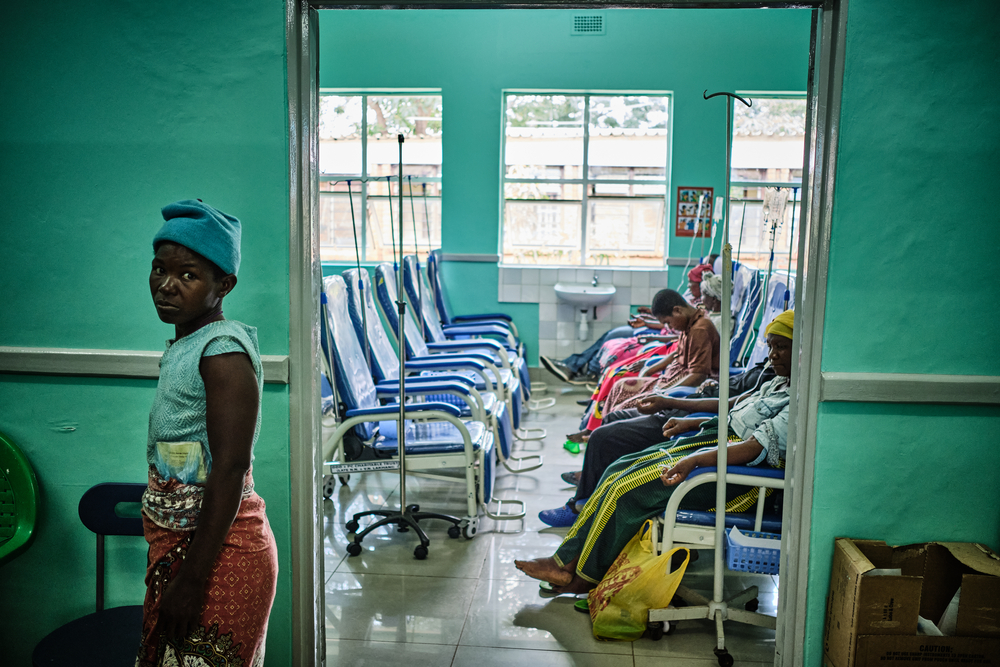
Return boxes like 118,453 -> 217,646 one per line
374,379 -> 472,396
404,357 -> 489,372
688,465 -> 785,480
345,402 -> 462,419
452,313 -> 513,323
427,339 -> 504,353
441,324 -> 513,338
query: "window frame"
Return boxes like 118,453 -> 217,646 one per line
318,88 -> 443,263
500,90 -> 674,268
727,91 -> 807,270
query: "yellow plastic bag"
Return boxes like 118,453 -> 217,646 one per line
588,520 -> 690,641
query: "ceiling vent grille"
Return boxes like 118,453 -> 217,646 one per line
572,14 -> 605,36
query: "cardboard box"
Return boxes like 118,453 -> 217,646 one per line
823,538 -> 1000,667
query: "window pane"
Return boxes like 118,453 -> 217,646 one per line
731,97 -> 806,184
504,182 -> 582,201
318,191 -> 363,262
505,95 -> 584,179
502,201 -> 581,265
728,186 -> 801,270
588,96 -> 670,181
586,198 -> 665,266
319,92 -> 442,262
320,95 -> 363,176
366,95 -> 443,178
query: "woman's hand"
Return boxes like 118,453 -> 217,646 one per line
625,359 -> 646,374
154,571 -> 206,642
662,417 -> 701,439
636,395 -> 671,414
661,457 -> 698,486
628,314 -> 646,328
697,378 -> 719,393
637,306 -> 652,315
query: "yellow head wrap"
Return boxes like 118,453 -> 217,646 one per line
764,309 -> 794,340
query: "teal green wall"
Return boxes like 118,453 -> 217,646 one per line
319,9 -> 812,363
805,1 -> 1000,665
0,2 -> 292,665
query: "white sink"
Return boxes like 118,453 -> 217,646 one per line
554,283 -> 617,307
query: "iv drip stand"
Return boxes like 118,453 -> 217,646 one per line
345,134 -> 463,561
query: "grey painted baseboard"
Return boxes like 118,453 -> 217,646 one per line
0,346 -> 290,384
819,372 -> 1000,405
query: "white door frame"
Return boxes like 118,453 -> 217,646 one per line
285,2 -> 849,665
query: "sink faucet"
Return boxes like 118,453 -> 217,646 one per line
592,272 -> 599,287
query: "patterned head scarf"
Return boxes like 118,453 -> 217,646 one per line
700,273 -> 723,300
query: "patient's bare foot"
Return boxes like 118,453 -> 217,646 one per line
514,557 -> 574,586
552,574 -> 595,595
566,430 -> 591,444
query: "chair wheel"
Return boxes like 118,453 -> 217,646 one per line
745,598 -> 759,612
346,542 -> 362,557
715,649 -> 734,667
646,621 -> 665,641
322,475 -> 336,499
345,520 -> 359,533
462,524 -> 476,539
406,504 -> 420,512
448,526 -> 461,539
414,545 -> 428,560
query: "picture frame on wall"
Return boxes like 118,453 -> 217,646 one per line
675,186 -> 714,237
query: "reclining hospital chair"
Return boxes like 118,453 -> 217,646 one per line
426,249 -> 522,339
373,262 -> 531,435
320,275 -> 523,550
647,460 -> 785,655
343,267 -> 541,474
402,255 -> 545,411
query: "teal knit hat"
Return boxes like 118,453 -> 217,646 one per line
153,200 -> 241,276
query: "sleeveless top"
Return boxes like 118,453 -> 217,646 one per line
143,320 -> 263,530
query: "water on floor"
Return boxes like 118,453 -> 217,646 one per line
322,384 -> 778,666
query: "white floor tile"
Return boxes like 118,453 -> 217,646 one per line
327,638 -> 458,667
458,578 -> 631,655
322,388 -> 780,663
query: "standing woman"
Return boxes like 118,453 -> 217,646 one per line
139,200 -> 278,666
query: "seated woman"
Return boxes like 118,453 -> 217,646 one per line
516,310 -> 793,593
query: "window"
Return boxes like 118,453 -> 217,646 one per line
501,93 -> 672,267
728,95 -> 807,270
319,92 -> 442,263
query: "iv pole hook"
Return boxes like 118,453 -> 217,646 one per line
703,90 -> 753,108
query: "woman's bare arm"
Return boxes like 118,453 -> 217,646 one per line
155,351 -> 258,641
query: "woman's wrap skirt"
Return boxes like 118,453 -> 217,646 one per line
137,466 -> 278,667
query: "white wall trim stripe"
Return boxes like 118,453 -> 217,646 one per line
820,372 -> 1000,406
0,346 -> 290,385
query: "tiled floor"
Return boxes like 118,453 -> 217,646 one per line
322,384 -> 778,666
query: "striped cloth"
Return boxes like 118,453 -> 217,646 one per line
554,422 -> 782,584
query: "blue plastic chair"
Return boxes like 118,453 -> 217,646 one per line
33,482 -> 147,667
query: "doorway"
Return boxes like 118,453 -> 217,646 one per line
287,2 -> 848,665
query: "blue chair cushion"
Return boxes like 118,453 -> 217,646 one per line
373,420 -> 491,456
